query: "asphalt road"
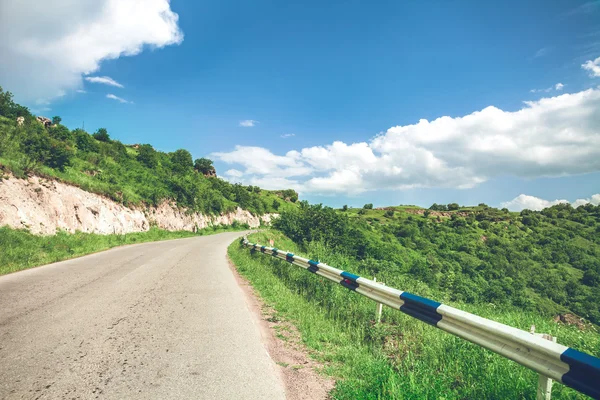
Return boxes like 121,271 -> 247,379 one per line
0,231 -> 286,399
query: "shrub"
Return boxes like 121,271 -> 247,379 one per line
92,128 -> 110,142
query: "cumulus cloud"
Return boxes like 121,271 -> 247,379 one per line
582,56 -> 600,77
106,94 -> 131,104
239,120 -> 258,127
85,76 -> 124,88
502,193 -> 600,211
0,0 -> 183,103
213,89 -> 600,194
501,195 -> 569,211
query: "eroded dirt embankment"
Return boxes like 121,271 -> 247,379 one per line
0,175 -> 275,235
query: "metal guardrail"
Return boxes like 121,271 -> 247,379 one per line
241,238 -> 600,399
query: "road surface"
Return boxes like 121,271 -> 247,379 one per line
0,232 -> 286,399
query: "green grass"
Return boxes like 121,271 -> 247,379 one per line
228,230 -> 600,399
0,224 -> 249,275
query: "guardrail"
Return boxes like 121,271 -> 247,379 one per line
241,238 -> 600,399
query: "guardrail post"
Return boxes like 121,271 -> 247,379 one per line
374,277 -> 383,324
530,325 -> 556,400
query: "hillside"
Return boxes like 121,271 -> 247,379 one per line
274,201 -> 600,325
0,86 -> 297,217
229,202 -> 600,398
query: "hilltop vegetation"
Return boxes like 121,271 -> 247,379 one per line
0,86 -> 296,215
274,201 -> 600,324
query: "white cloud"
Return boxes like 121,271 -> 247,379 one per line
106,94 -> 131,104
582,56 -> 600,77
76,89 -> 87,94
85,76 -> 123,88
501,195 -> 569,211
572,193 -> 600,208
0,0 -> 183,103
281,133 -> 295,138
213,89 -> 600,194
530,83 -> 565,93
212,146 -> 311,178
225,169 -> 244,178
502,193 -> 600,211
239,120 -> 258,127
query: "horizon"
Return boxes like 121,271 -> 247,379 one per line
1,0 -> 599,211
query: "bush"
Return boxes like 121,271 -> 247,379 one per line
75,130 -> 99,153
363,203 -> 373,209
385,210 -> 394,218
137,144 -> 158,169
92,128 -> 110,142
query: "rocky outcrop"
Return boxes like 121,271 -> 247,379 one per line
36,116 -> 52,128
0,175 -> 277,235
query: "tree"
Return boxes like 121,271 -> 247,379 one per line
342,205 -> 348,211
385,210 -> 395,218
137,144 -> 158,169
363,203 -> 373,209
170,149 -> 193,173
52,116 -> 62,125
92,128 -> 110,142
447,203 -> 460,211
430,203 -> 448,211
194,158 -> 214,175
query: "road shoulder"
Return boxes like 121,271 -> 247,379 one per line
227,256 -> 335,400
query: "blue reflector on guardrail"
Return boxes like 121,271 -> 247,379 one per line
341,271 -> 360,282
399,292 -> 442,326
560,347 -> 600,399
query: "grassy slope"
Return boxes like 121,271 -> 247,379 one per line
229,230 -> 599,399
0,224 -> 248,275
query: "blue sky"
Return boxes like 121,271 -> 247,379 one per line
1,0 -> 599,210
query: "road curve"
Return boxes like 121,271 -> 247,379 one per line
0,231 -> 286,399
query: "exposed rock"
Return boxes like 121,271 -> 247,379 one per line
0,175 -> 277,235
553,313 -> 591,331
36,116 -> 52,128
203,167 -> 217,177
16,116 -> 24,126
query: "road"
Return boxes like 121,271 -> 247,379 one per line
0,232 -> 286,399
